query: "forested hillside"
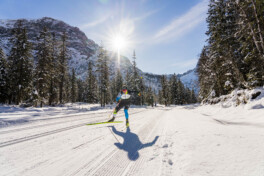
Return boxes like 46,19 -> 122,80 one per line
197,0 -> 264,100
0,18 -> 198,106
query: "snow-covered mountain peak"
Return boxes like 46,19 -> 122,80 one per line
178,68 -> 199,92
0,17 -> 199,93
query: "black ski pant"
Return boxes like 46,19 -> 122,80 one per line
114,99 -> 130,119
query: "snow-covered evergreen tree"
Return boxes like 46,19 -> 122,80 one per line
96,44 -> 110,107
35,27 -> 53,107
235,0 -> 264,87
177,79 -> 185,105
8,21 -> 33,105
111,69 -> 123,101
48,32 -> 59,105
160,75 -> 169,106
190,89 -> 197,103
145,86 -> 154,107
197,46 -> 216,99
169,74 -> 178,105
124,70 -> 132,90
0,47 -> 8,103
206,0 -> 240,96
85,61 -> 98,103
58,32 -> 69,104
139,76 -> 145,105
130,50 -> 141,105
71,68 -> 78,103
64,73 -> 71,103
77,79 -> 85,102
197,0 -> 264,100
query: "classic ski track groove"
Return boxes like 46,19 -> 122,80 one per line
68,147 -> 116,176
125,117 -> 162,176
0,114 -> 106,135
0,109 -> 143,134
0,109 -> 148,148
5,119 -> 139,175
0,110 -> 112,129
66,114 -> 152,176
88,112 -> 160,176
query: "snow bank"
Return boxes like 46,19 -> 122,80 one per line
0,103 -> 147,128
0,103 -> 114,128
202,87 -> 264,109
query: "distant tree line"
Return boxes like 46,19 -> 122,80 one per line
0,21 -> 74,107
158,74 -> 197,106
0,20 -> 197,107
197,0 -> 264,100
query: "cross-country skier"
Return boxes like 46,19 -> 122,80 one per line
108,85 -> 135,127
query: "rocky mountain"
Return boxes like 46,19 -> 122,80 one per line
0,17 -> 199,93
178,68 -> 199,93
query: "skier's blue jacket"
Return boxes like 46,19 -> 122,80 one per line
116,90 -> 131,102
115,89 -> 131,119
116,94 -> 121,102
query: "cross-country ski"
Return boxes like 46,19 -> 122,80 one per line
86,121 -> 123,125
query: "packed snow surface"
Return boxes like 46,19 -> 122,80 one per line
0,100 -> 263,175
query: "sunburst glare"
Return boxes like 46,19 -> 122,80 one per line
112,34 -> 127,51
103,19 -> 136,69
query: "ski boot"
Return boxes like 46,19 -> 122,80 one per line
126,119 -> 129,127
108,117 -> 115,122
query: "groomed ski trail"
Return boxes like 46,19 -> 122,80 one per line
1,105 -> 264,176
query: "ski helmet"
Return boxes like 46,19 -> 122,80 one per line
122,85 -> 127,90
122,85 -> 128,94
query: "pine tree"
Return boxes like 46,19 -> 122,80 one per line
145,86 -> 154,107
160,75 -> 169,106
139,76 -> 145,105
96,44 -> 110,107
0,47 -> 8,103
125,70 -> 132,90
129,50 -> 141,105
64,73 -> 71,103
236,0 -> 264,87
35,27 -> 53,107
158,90 -> 163,105
85,61 -> 98,103
8,21 -> 33,105
198,0 -> 264,100
197,46 -> 217,99
177,79 -> 185,105
111,69 -> 123,101
206,0 -> 239,96
132,50 -> 139,90
48,32 -> 59,105
77,79 -> 85,102
169,74 -> 178,105
190,89 -> 197,103
102,50 -> 110,105
184,88 -> 192,104
97,45 -> 104,106
58,32 -> 69,104
71,68 -> 77,103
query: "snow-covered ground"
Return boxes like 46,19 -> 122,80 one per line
0,103 -> 118,128
0,99 -> 264,175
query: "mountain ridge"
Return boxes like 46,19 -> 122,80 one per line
0,17 -> 199,93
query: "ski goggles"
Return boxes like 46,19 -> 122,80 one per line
122,89 -> 128,94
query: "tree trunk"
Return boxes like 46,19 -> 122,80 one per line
251,0 -> 264,53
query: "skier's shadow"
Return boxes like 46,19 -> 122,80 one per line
109,126 -> 159,161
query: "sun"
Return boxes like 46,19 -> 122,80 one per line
112,34 -> 127,51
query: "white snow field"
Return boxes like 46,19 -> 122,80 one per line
0,100 -> 264,176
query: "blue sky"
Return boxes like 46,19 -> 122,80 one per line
0,0 -> 208,74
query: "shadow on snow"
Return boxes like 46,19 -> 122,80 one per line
109,126 -> 159,161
